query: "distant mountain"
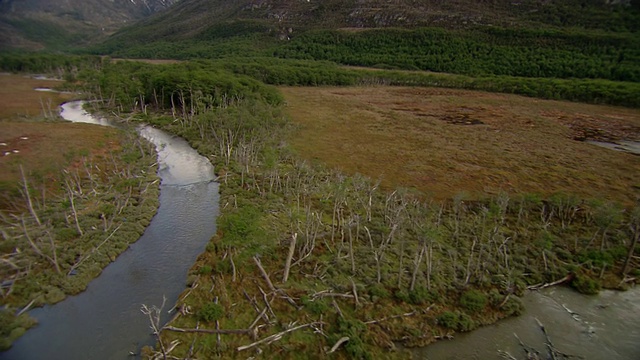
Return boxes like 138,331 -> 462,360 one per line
104,0 -> 639,46
0,0 -> 181,50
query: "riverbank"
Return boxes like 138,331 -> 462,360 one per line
419,285 -> 640,359
0,80 -> 161,350
2,99 -> 220,359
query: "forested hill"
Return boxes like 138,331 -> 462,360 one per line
0,0 -> 180,50
103,0 -> 639,46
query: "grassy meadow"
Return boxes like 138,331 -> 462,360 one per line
0,74 -> 73,119
281,86 -> 640,204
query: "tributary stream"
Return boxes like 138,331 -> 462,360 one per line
1,101 -> 219,359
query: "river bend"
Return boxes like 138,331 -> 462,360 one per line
1,101 -> 219,360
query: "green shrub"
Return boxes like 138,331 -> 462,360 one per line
460,290 -> 487,313
572,275 -> 601,295
368,284 -> 390,300
55,227 -> 78,242
334,317 -> 371,359
197,302 -> 224,322
197,265 -> 213,275
437,311 -> 459,329
457,312 -> 476,332
408,286 -> 439,305
394,289 -> 410,303
502,296 -> 524,316
301,296 -> 330,315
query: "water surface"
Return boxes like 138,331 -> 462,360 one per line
418,286 -> 640,360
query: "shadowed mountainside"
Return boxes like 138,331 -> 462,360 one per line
105,0 -> 639,45
0,0 -> 180,50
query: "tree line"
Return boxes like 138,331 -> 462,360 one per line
275,27 -> 640,82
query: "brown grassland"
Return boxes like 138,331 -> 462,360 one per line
281,86 -> 640,205
0,73 -> 73,119
0,74 -> 121,200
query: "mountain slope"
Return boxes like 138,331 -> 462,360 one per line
0,0 -> 181,50
105,0 -> 639,46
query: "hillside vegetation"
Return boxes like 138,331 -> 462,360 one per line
87,1 -> 640,110
0,0 -> 179,50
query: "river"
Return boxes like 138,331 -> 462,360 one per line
418,286 -> 640,360
1,101 -> 219,360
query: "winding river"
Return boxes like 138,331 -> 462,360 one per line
1,101 -> 219,359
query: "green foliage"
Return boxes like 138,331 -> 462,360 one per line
437,310 -> 476,332
355,69 -> 640,107
212,57 -> 359,86
457,312 -> 476,332
502,296 -> 524,317
0,53 -> 103,75
79,60 -> 283,113
219,205 -> 263,248
55,227 -> 78,242
277,27 -> 640,82
436,311 -> 459,329
571,274 -> 601,295
301,296 -> 330,316
334,317 -> 371,360
197,265 -> 213,275
197,302 -> 224,323
408,286 -> 439,305
394,289 -> 410,303
0,309 -> 36,351
460,290 -> 488,313
367,284 -> 390,300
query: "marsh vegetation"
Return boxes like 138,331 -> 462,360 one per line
49,59 -> 638,359
0,73 -> 160,350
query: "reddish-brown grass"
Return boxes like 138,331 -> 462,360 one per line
281,86 -> 640,204
0,74 -> 122,205
0,73 -> 75,119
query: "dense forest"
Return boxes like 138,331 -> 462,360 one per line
276,27 -> 640,82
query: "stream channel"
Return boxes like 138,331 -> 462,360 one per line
1,101 -> 219,359
2,101 -> 639,359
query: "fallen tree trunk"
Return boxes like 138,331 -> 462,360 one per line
163,326 -> 250,335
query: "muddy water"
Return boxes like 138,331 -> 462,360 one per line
1,101 -> 219,360
418,286 -> 640,360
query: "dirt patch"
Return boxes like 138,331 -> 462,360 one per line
541,110 -> 640,142
281,86 -> 640,204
